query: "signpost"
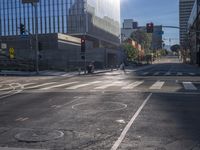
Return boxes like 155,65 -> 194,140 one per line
1,43 -> 7,49
9,48 -> 15,59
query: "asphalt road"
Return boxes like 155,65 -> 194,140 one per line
0,56 -> 200,150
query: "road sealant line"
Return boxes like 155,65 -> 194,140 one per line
111,93 -> 153,150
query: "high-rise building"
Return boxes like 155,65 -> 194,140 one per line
179,0 -> 195,45
0,0 -> 120,45
0,0 -> 121,70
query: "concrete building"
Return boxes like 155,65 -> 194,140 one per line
0,0 -> 121,71
179,0 -> 195,46
121,19 -> 138,40
188,0 -> 200,66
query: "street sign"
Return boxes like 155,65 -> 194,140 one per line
1,43 -> 7,49
22,0 -> 39,3
9,48 -> 15,59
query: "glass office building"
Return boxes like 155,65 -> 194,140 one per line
0,0 -> 120,45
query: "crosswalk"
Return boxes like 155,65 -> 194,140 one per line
0,80 -> 195,92
138,71 -> 200,76
1,80 -> 199,92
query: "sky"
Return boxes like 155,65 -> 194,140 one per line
120,0 -> 179,46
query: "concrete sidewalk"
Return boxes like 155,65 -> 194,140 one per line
0,69 -> 116,77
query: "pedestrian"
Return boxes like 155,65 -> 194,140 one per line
120,62 -> 126,74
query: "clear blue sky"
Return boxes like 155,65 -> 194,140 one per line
120,0 -> 179,46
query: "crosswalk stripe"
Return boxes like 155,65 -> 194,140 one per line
177,72 -> 183,76
94,81 -> 124,90
142,72 -> 149,75
25,82 -> 57,89
122,81 -> 144,90
189,73 -> 195,76
66,81 -> 101,90
40,82 -> 78,90
165,72 -> 171,76
150,81 -> 165,90
154,72 -> 160,76
183,82 -> 197,90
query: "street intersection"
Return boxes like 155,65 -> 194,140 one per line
0,56 -> 200,150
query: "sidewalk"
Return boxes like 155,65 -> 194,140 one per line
0,69 -> 116,77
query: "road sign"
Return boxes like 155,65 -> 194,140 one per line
9,48 -> 15,59
1,43 -> 7,49
22,0 -> 39,3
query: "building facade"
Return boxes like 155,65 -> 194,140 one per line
0,0 -> 121,70
179,0 -> 195,46
121,19 -> 138,40
188,0 -> 200,66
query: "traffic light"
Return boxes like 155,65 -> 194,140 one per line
81,38 -> 86,53
146,23 -> 154,33
20,23 -> 25,35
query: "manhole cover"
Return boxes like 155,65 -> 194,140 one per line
72,102 -> 127,112
15,129 -> 64,142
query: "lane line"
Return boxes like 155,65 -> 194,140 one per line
183,82 -> 197,90
40,82 -> 78,90
150,81 -> 165,90
25,82 -> 57,89
66,81 -> 101,90
122,81 -> 144,90
111,93 -> 153,150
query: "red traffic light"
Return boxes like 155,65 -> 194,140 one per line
146,23 -> 154,33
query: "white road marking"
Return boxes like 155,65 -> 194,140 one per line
142,72 -> 149,75
23,83 -> 36,86
111,93 -> 152,150
189,73 -> 195,76
40,82 -> 78,90
0,147 -> 46,150
15,117 -> 29,122
25,82 -> 57,89
150,81 -> 165,90
154,72 -> 160,76
0,87 -> 12,91
122,81 -> 144,90
94,81 -> 124,90
66,81 -> 101,90
177,72 -> 183,76
165,72 -> 171,76
183,82 -> 197,90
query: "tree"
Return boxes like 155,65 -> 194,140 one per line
123,43 -> 138,61
130,30 -> 152,52
170,44 -> 180,53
